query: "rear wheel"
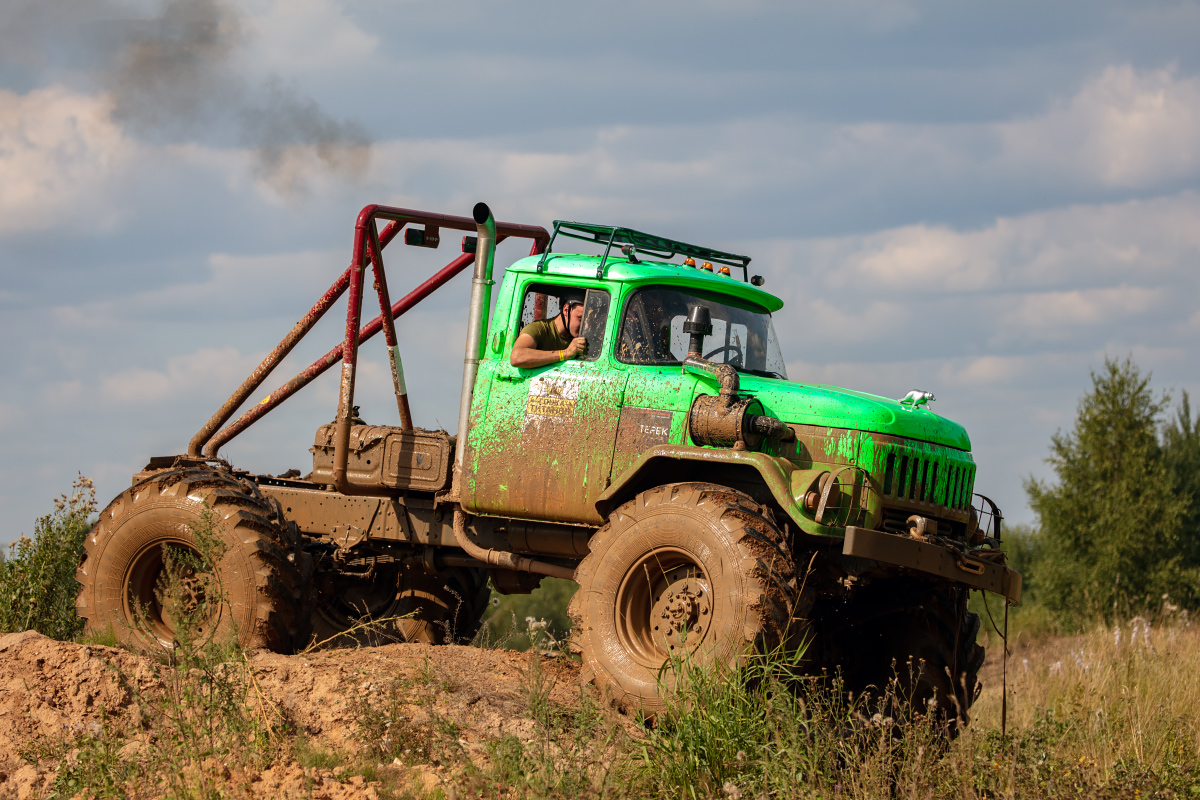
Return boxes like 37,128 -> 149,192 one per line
76,468 -> 309,652
309,558 -> 490,647
569,482 -> 800,715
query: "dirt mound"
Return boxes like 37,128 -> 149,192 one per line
0,630 -> 592,799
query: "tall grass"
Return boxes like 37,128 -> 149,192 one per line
631,609 -> 1200,799
0,474 -> 95,640
636,647 -> 948,800
970,605 -> 1200,796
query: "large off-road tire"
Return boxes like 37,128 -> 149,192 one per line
815,581 -> 985,735
76,468 -> 310,652
569,482 -> 800,715
309,559 -> 490,648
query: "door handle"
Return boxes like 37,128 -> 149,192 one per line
496,372 -> 522,382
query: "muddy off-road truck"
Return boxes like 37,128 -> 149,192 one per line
78,203 -> 1020,723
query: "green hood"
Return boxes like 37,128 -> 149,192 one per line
740,376 -> 972,451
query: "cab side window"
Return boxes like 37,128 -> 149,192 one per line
518,283 -> 611,362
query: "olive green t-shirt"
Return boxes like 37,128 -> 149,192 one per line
520,318 -> 572,352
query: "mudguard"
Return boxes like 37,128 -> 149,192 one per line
596,444 -> 824,531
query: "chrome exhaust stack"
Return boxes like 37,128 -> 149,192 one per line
455,202 -> 497,475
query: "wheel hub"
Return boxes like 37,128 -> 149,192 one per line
650,578 -> 710,653
613,546 -> 713,668
125,541 -> 217,644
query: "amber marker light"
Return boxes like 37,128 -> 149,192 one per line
718,265 -> 731,276
683,257 -> 696,267
700,261 -> 714,271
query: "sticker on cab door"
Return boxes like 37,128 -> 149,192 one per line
525,377 -> 579,418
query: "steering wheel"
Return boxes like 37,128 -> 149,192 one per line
703,343 -> 744,367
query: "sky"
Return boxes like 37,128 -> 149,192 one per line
2,0 -> 1198,542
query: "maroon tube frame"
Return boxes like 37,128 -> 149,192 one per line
190,205 -> 549,460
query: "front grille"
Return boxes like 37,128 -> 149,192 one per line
882,451 -> 974,509
871,437 -> 974,526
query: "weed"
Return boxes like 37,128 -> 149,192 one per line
46,712 -> 133,800
292,732 -> 346,771
0,474 -> 95,640
478,577 -> 578,652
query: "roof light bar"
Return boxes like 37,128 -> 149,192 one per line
536,220 -> 752,281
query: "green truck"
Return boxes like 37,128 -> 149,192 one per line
78,203 -> 1020,729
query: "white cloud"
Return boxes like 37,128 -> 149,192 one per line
793,192 -> 1200,296
936,355 -> 1031,388
0,401 -> 18,432
99,346 -> 262,405
52,247 -> 342,332
250,0 -> 378,75
1000,285 -> 1162,332
1001,65 -> 1200,188
0,87 -> 131,234
339,65 -> 1200,239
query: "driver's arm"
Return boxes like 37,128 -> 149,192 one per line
510,332 -> 586,368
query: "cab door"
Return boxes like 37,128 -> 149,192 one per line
463,283 -> 623,525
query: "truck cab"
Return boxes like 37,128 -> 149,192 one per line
463,225 -> 995,567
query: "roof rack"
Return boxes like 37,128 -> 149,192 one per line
536,221 -> 752,281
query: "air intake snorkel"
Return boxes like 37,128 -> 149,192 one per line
683,304 -> 794,450
454,202 -> 496,478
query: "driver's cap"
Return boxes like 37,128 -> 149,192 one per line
558,288 -> 586,309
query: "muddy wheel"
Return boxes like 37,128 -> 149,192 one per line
76,468 -> 309,652
309,559 -> 489,647
820,582 -> 985,736
568,482 -> 799,715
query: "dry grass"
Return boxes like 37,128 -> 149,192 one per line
624,609 -> 1200,800
960,608 -> 1200,798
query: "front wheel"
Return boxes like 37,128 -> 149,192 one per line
568,482 -> 800,714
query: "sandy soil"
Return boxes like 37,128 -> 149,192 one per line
0,630 -> 593,799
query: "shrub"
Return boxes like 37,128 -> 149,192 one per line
0,474 -> 96,640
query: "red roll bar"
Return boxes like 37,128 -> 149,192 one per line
189,205 -> 549,458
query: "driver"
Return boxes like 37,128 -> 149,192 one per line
510,289 -> 588,368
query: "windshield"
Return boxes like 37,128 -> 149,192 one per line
616,287 -> 788,378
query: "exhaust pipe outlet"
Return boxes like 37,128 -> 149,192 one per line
455,202 -> 497,474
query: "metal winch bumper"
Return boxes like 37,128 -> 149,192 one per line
843,526 -> 1022,604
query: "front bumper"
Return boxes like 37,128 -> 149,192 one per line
843,526 -> 1022,604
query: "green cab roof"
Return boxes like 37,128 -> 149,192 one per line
505,253 -> 785,313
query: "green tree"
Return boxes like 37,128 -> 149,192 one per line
1024,357 -> 1198,621
1162,390 -> 1200,567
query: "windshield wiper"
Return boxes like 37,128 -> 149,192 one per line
739,367 -> 786,380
